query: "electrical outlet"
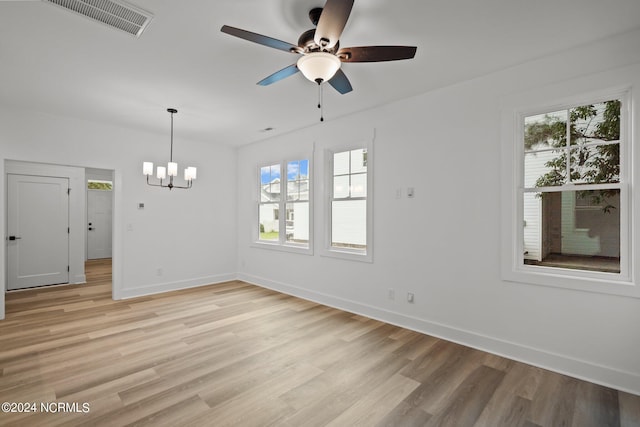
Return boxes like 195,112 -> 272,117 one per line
388,288 -> 395,301
407,292 -> 414,303
156,268 -> 163,276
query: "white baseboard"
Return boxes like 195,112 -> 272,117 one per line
119,273 -> 237,300
238,272 -> 640,396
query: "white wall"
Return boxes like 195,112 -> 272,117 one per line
0,107 -> 237,319
86,167 -> 113,182
237,29 -> 640,394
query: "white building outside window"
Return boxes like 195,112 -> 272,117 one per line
257,159 -> 311,253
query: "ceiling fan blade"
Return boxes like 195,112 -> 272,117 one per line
221,25 -> 300,53
327,69 -> 353,94
257,64 -> 300,86
314,0 -> 354,49
337,46 -> 417,63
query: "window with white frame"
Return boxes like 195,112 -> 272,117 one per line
326,147 -> 372,261
519,95 -> 628,278
258,159 -> 310,249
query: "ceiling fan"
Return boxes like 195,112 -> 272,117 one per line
220,0 -> 417,95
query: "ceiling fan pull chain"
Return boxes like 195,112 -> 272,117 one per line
318,80 -> 325,122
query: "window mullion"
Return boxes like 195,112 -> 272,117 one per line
280,162 -> 286,244
524,182 -> 622,193
348,151 -> 352,198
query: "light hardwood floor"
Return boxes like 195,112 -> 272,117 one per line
1,259 -> 638,426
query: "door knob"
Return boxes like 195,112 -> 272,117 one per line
88,227 -> 94,231
7,236 -> 22,241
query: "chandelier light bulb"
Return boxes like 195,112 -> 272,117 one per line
188,167 -> 197,180
184,167 -> 198,181
157,166 -> 167,180
143,162 -> 154,176
168,162 -> 178,177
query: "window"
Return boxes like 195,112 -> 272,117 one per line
285,160 -> 310,245
87,180 -> 112,190
259,164 -> 280,242
501,87 -> 634,296
522,99 -> 623,273
258,159 -> 310,251
324,145 -> 373,262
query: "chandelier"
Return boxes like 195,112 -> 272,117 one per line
143,108 -> 196,190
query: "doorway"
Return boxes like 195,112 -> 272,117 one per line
86,171 -> 113,260
3,161 -> 118,323
4,162 -> 115,292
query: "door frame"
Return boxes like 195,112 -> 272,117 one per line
2,160 -> 122,320
4,161 -> 86,286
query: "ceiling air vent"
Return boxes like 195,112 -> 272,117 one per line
43,0 -> 153,37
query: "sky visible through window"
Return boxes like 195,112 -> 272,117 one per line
288,160 -> 309,181
260,160 -> 309,185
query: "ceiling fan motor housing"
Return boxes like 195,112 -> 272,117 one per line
298,28 -> 339,54
309,7 -> 323,26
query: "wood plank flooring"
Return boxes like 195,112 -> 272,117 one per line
1,259 -> 638,426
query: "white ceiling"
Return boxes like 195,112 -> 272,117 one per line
2,0 -> 640,146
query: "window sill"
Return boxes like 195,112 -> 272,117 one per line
251,241 -> 313,255
320,247 -> 373,263
502,265 -> 639,298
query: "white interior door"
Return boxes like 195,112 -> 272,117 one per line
87,189 -> 112,259
7,174 -> 70,290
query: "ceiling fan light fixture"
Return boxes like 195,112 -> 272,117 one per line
297,52 -> 341,83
